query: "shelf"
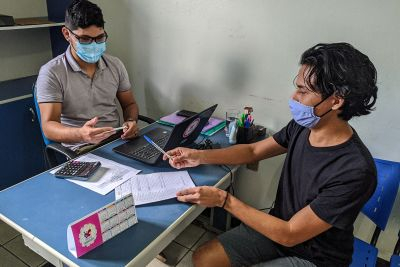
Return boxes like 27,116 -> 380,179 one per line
0,17 -> 64,31
0,75 -> 37,104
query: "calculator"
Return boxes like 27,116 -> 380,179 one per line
54,161 -> 101,180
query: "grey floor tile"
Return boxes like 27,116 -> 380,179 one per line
162,241 -> 189,266
0,219 -> 20,245
3,235 -> 45,267
176,251 -> 193,267
192,231 -> 217,251
0,247 -> 28,267
174,224 -> 205,249
38,262 -> 53,267
146,257 -> 170,267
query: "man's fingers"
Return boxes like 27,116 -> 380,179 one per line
175,162 -> 185,169
176,187 -> 198,196
121,123 -> 139,139
163,149 -> 180,161
170,148 -> 182,157
91,127 -> 114,135
177,194 -> 199,203
85,117 -> 98,127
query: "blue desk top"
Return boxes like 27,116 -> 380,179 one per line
0,125 -> 232,267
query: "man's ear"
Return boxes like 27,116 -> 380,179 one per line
331,95 -> 345,110
61,27 -> 70,42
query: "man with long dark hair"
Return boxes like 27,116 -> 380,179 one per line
37,0 -> 139,153
164,43 -> 378,267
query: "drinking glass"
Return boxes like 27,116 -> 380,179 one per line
225,109 -> 240,137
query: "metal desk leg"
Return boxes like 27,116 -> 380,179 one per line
22,235 -> 64,267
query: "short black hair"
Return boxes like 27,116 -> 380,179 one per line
65,0 -> 105,30
300,43 -> 378,121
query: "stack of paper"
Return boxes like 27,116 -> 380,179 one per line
52,153 -> 141,195
115,171 -> 195,205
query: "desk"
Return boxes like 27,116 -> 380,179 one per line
0,123 -> 237,267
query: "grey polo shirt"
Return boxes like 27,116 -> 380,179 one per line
36,46 -> 131,149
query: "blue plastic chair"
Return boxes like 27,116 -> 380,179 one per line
33,84 -> 155,168
350,158 -> 400,267
33,85 -> 78,167
391,257 -> 400,267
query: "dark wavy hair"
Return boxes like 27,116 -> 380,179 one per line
65,0 -> 105,30
300,43 -> 378,121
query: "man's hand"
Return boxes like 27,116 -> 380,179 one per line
121,120 -> 139,140
176,186 -> 227,208
163,147 -> 201,169
78,117 -> 115,144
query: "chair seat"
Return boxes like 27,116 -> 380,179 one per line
350,238 -> 378,267
391,255 -> 400,267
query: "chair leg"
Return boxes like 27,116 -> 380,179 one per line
45,148 -> 60,169
44,150 -> 51,169
394,238 -> 400,255
370,227 -> 381,246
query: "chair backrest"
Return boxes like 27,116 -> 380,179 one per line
362,158 -> 400,231
33,83 -> 53,146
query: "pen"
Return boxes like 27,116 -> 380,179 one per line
103,125 -> 127,134
143,135 -> 173,160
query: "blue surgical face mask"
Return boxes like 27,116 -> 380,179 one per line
289,98 -> 331,128
74,42 -> 106,63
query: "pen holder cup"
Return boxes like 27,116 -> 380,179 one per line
236,125 -> 255,144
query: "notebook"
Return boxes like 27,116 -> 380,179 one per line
112,104 -> 218,165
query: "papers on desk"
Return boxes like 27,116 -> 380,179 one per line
52,153 -> 141,195
115,171 -> 195,205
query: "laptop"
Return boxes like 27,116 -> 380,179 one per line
112,104 -> 218,165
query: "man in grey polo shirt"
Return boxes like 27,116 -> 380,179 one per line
36,0 -> 139,153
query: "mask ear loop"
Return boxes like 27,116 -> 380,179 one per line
318,106 -> 332,118
315,83 -> 337,117
65,28 -> 80,55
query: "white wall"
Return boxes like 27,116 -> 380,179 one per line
96,0 -> 400,159
93,0 -> 400,260
0,0 -> 53,81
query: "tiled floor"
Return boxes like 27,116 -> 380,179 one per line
0,217 -> 218,267
0,220 -> 49,267
147,222 -> 218,267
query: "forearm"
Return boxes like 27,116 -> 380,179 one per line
43,121 -> 82,143
224,194 -> 297,247
196,137 -> 286,165
197,144 -> 258,165
122,102 -> 138,122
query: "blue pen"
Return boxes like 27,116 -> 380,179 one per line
143,135 -> 173,160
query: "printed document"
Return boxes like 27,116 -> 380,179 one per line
115,171 -> 195,205
52,153 -> 141,195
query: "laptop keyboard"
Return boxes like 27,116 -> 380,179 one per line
131,134 -> 169,160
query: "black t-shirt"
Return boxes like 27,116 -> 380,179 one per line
271,120 -> 377,267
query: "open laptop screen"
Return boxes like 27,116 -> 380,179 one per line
164,104 -> 218,150
112,104 -> 218,165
